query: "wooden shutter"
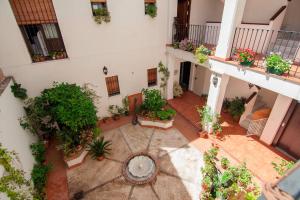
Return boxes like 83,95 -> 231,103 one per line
10,0 -> 57,25
147,68 -> 157,86
105,76 -> 120,96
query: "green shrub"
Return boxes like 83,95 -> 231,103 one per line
156,109 -> 176,120
221,157 -> 230,169
265,53 -> 291,75
31,164 -> 51,195
30,142 -> 46,164
228,97 -> 245,120
141,89 -> 166,113
271,159 -> 295,176
145,3 -> 157,18
196,105 -> 213,130
11,82 -> 28,100
87,137 -> 112,159
195,45 -> 211,64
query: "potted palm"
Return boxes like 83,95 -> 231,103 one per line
87,137 -> 112,161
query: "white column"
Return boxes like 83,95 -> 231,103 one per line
260,94 -> 293,145
207,73 -> 229,115
166,53 -> 175,100
215,0 -> 247,58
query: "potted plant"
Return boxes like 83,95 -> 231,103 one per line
221,157 -> 230,169
145,3 -> 157,18
196,105 -> 213,132
212,117 -> 222,137
195,45 -> 211,64
202,176 -> 212,191
173,81 -> 183,98
234,48 -> 255,66
178,39 -> 195,52
228,97 -> 245,122
94,7 -> 111,24
32,54 -> 46,62
265,53 -> 291,75
87,137 -> 112,161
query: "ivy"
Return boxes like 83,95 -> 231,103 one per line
0,144 -> 33,200
158,62 -> 169,98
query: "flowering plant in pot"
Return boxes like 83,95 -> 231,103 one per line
195,45 -> 211,64
264,53 -> 291,75
87,137 -> 112,161
234,48 -> 255,66
178,39 -> 195,52
221,157 -> 230,169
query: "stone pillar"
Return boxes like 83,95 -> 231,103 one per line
215,0 -> 247,59
166,53 -> 175,100
260,94 -> 293,145
204,73 -> 229,132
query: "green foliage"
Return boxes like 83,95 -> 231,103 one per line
228,97 -> 246,120
94,8 -> 111,24
31,164 -> 51,196
196,105 -> 213,130
11,82 -> 28,100
156,109 -> 176,120
92,127 -> 101,139
271,159 -> 295,176
221,157 -> 230,169
173,82 -> 183,97
212,115 -> 222,135
158,61 -> 170,96
87,137 -> 112,159
0,144 -> 33,200
141,89 -> 166,112
30,142 -> 46,165
195,45 -> 211,64
145,3 -> 157,18
265,53 -> 291,75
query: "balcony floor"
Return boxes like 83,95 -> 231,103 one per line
168,91 -> 291,183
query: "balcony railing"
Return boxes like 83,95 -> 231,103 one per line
230,27 -> 300,78
172,23 -> 220,49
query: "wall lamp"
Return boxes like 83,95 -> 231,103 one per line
212,75 -> 218,87
103,66 -> 108,75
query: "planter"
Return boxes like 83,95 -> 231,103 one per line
267,67 -> 285,76
199,131 -> 208,138
137,116 -> 174,129
221,164 -> 228,169
97,155 -> 105,161
64,148 -> 88,168
239,60 -> 254,67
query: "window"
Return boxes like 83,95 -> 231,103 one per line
90,0 -> 107,16
105,76 -> 120,96
9,0 -> 67,63
147,68 -> 157,87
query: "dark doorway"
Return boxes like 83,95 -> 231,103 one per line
179,62 -> 191,91
175,0 -> 191,41
274,100 -> 300,159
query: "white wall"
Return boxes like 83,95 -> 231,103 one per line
282,0 -> 300,32
0,0 -> 176,116
189,0 -> 224,25
242,0 -> 287,24
258,88 -> 278,108
0,80 -> 36,177
224,76 -> 253,99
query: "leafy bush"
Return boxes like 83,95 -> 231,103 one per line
87,137 -> 112,159
141,89 -> 166,113
221,157 -> 230,169
94,8 -> 111,24
145,3 -> 157,18
195,45 -> 211,64
271,159 -> 295,176
156,109 -> 176,120
30,142 -> 46,164
31,164 -> 51,196
228,97 -> 246,120
178,39 -> 195,52
265,53 -> 291,75
11,82 -> 28,100
234,48 -> 255,66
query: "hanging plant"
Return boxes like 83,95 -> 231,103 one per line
195,45 -> 211,64
145,3 -> 157,18
158,61 -> 169,98
94,8 -> 111,24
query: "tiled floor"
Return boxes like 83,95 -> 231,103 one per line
169,91 -> 291,183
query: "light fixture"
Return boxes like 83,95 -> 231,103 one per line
103,66 -> 108,75
212,75 -> 218,87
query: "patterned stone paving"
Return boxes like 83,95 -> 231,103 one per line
67,124 -> 204,200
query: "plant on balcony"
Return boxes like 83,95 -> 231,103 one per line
32,54 -> 46,62
145,3 -> 157,18
173,81 -> 183,98
140,89 -> 176,121
94,7 -> 111,24
271,159 -> 295,176
87,137 -> 112,161
195,45 -> 211,64
11,82 -> 28,100
228,97 -> 246,121
178,39 -> 195,52
234,48 -> 255,66
265,53 -> 291,75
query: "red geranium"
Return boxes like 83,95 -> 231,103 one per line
234,48 -> 256,63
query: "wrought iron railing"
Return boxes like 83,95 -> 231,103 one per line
230,27 -> 300,77
172,23 -> 220,48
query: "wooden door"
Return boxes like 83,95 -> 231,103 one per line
274,101 -> 300,159
176,0 -> 191,40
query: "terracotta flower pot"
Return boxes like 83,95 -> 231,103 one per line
221,164 -> 228,169
97,156 -> 105,161
199,131 -> 208,138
